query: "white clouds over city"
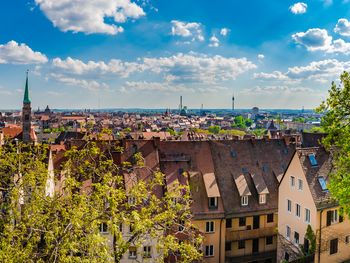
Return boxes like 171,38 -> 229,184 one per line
0,41 -> 48,64
289,2 -> 307,14
170,20 -> 204,41
35,0 -> 145,35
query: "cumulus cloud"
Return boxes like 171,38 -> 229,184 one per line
50,73 -> 109,91
0,40 -> 48,64
209,35 -> 220,47
52,53 -> 257,85
289,2 -> 307,14
257,54 -> 265,60
292,28 -> 332,51
334,18 -> 350,37
254,71 -> 289,81
171,20 -> 204,41
122,81 -> 188,93
242,85 -> 313,95
220,28 -> 230,36
35,0 -> 145,35
292,28 -> 350,54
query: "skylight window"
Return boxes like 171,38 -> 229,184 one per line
318,177 -> 327,191
308,154 -> 318,166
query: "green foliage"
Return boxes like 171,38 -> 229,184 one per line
231,116 -> 252,129
317,71 -> 350,216
250,129 -> 266,137
208,125 -> 221,134
304,126 -> 325,133
0,141 -> 202,262
218,129 -> 246,137
122,127 -> 132,133
292,117 -> 306,123
44,127 -> 66,133
166,128 -> 176,136
304,225 -> 316,255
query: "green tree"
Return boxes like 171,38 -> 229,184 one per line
208,125 -> 221,134
317,71 -> 350,215
0,140 -> 202,262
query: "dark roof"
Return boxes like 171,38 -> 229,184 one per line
295,147 -> 334,209
210,139 -> 295,217
302,132 -> 327,148
55,131 -> 85,143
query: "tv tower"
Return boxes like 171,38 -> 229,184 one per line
232,92 -> 235,111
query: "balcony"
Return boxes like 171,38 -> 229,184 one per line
226,226 -> 276,241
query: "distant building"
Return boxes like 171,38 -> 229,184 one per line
22,71 -> 32,143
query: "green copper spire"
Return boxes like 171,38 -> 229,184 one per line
23,70 -> 31,104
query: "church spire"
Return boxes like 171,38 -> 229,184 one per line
23,70 -> 31,104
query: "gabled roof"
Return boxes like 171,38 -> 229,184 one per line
251,173 -> 269,194
233,173 -> 252,196
203,172 -> 220,197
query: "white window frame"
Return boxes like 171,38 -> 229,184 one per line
294,231 -> 299,244
286,225 -> 291,240
143,246 -> 152,258
241,195 -> 249,206
99,222 -> 108,234
128,248 -> 137,259
128,196 -> 136,205
287,199 -> 292,213
205,221 -> 215,233
298,179 -> 303,191
290,176 -> 295,188
205,245 -> 214,257
332,210 -> 338,223
296,203 -> 301,218
259,194 -> 266,204
208,197 -> 218,208
305,208 -> 311,223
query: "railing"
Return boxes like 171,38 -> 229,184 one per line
226,226 -> 276,241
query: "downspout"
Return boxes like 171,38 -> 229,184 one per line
219,218 -> 224,263
318,209 -> 323,263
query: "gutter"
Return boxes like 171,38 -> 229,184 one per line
318,209 -> 323,263
219,218 -> 224,263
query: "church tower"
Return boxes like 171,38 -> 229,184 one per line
22,70 -> 32,143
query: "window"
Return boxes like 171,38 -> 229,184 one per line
179,220 -> 185,231
128,247 -> 137,259
345,236 -> 349,244
330,239 -> 338,255
305,208 -> 311,223
298,179 -> 303,190
205,245 -> 214,257
242,167 -> 248,173
267,213 -> 274,223
99,222 -> 108,233
284,252 -> 290,261
238,240 -> 245,249
241,195 -> 248,206
266,236 -> 273,245
208,197 -> 218,209
304,238 -> 310,253
143,246 -> 152,258
308,154 -> 318,166
226,218 -> 232,228
225,242 -> 231,251
259,194 -> 266,204
290,176 -> 295,187
287,199 -> 292,213
286,226 -> 291,239
294,231 -> 300,244
327,210 -> 339,226
239,217 -> 246,227
129,223 -> 134,233
296,204 -> 301,218
318,177 -> 328,191
128,196 -> 136,205
206,221 -> 214,233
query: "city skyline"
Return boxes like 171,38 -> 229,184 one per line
1,0 -> 350,109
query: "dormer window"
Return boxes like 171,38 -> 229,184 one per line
308,154 -> 318,166
259,194 -> 266,204
208,197 -> 218,209
241,195 -> 249,206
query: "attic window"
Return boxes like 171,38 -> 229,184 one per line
262,164 -> 269,173
318,177 -> 328,191
242,167 -> 248,173
230,150 -> 237,158
308,154 -> 318,166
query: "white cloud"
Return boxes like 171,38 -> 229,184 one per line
242,85 -> 313,95
334,18 -> 350,37
122,81 -> 188,93
292,28 -> 350,54
209,35 -> 220,47
257,54 -> 265,60
254,71 -> 289,81
0,40 -> 48,64
52,53 -> 257,86
171,20 -> 204,41
50,73 -> 109,91
35,0 -> 145,35
220,28 -> 230,36
292,28 -> 332,51
52,57 -> 139,77
289,2 -> 307,14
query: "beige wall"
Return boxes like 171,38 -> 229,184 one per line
314,208 -> 350,263
193,218 -> 225,263
277,153 -> 318,262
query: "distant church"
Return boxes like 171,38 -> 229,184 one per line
22,71 -> 32,143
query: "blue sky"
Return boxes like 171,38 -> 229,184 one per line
1,0 -> 350,109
